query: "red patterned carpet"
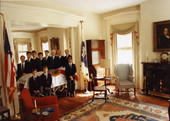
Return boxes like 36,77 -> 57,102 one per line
60,97 -> 168,121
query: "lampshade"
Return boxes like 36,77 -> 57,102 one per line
100,59 -> 110,69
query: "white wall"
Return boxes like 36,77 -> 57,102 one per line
47,27 -> 65,55
140,0 -> 170,62
139,0 -> 170,88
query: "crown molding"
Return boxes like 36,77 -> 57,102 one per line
104,10 -> 140,20
2,2 -> 85,20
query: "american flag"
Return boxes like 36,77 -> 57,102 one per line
3,21 -> 16,103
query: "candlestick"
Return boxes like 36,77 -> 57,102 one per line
146,51 -> 148,62
34,100 -> 37,108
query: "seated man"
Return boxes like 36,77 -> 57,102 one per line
40,66 -> 52,96
28,69 -> 41,97
65,57 -> 77,97
16,55 -> 27,80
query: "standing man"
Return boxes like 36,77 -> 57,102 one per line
28,69 -> 41,97
16,55 -> 27,80
65,57 -> 77,97
37,52 -> 44,71
56,50 -> 65,68
43,50 -> 52,69
51,50 -> 57,69
25,51 -> 33,73
64,49 -> 72,67
31,50 -> 39,70
40,66 -> 52,96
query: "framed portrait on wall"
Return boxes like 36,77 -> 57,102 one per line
50,37 -> 59,50
154,20 -> 170,52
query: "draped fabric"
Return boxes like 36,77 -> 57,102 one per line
0,14 -> 19,116
111,22 -> 139,87
13,38 -> 31,63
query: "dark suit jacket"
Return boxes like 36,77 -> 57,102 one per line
25,59 -> 33,73
32,58 -> 39,70
159,34 -> 170,48
65,63 -> 76,80
40,73 -> 52,90
28,76 -> 41,95
64,54 -> 72,67
37,58 -> 44,71
56,56 -> 65,68
16,62 -> 27,80
51,56 -> 58,69
43,56 -> 52,69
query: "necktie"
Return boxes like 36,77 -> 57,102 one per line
70,63 -> 72,68
21,63 -> 24,72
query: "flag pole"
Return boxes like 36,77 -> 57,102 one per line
0,13 -> 21,120
11,96 -> 21,120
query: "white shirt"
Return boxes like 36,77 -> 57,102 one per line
21,62 -> 25,69
69,63 -> 72,68
52,56 -> 55,60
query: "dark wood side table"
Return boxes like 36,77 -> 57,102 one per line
0,106 -> 11,121
21,107 -> 55,121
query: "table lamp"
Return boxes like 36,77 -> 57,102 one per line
100,59 -> 110,77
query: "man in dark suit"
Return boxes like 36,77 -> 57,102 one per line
56,50 -> 65,68
16,55 -> 27,80
64,49 -> 72,67
31,50 -> 39,70
159,28 -> 170,48
37,52 -> 44,71
43,50 -> 52,69
25,51 -> 33,73
65,57 -> 77,97
40,66 -> 52,96
28,69 -> 41,97
51,50 -> 57,69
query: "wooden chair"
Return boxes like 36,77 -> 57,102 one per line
115,64 -> 136,96
91,74 -> 107,102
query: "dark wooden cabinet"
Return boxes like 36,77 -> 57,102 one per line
86,40 -> 105,86
142,62 -> 170,98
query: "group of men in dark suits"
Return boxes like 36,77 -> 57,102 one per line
17,49 -> 77,97
16,49 -> 71,80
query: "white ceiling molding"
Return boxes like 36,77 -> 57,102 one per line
104,10 -> 140,20
2,2 -> 85,20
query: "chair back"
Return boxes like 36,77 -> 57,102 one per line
20,88 -> 34,111
116,64 -> 133,80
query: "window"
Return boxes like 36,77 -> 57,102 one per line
42,42 -> 49,54
117,33 -> 132,64
18,44 -> 28,63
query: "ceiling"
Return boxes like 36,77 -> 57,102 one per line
4,0 -> 147,14
11,21 -> 46,32
6,0 -> 148,32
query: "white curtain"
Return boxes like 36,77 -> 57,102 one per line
13,38 -> 31,63
111,22 -> 139,86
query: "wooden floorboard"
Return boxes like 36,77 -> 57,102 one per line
58,85 -> 169,116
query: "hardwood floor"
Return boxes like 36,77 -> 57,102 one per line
58,85 -> 169,116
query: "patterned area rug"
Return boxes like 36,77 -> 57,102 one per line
60,97 -> 168,121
